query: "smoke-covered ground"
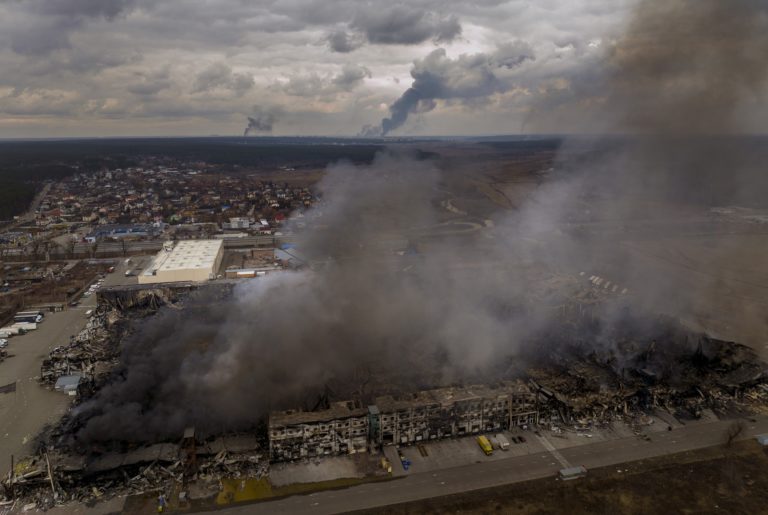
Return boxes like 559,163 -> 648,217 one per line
72,0 -> 768,444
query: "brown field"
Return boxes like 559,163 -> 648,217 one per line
350,440 -> 768,515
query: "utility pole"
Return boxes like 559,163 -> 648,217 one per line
9,454 -> 15,500
45,452 -> 57,500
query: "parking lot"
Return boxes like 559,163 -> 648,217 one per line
102,255 -> 154,288
0,284 -> 98,474
385,429 -> 546,476
377,410 -> 709,480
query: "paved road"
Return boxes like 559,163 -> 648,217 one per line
0,294 -> 96,474
214,416 -> 768,515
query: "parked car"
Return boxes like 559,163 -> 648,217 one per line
0,339 -> 8,349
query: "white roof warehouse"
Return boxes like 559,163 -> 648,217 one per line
139,240 -> 224,284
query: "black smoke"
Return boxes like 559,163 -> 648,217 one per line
243,108 -> 278,136
367,42 -> 535,136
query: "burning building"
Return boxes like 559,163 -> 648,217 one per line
269,401 -> 369,461
268,381 -> 538,461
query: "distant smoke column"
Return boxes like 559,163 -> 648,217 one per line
370,43 -> 534,136
382,88 -> 424,135
243,109 -> 277,137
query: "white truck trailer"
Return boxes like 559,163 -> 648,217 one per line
11,322 -> 37,331
495,434 -> 510,450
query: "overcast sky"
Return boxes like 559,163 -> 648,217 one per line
0,0 -> 726,137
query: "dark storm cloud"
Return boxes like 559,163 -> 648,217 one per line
7,18 -> 78,55
126,80 -> 169,97
326,30 -> 363,53
126,68 -> 172,97
34,0 -> 139,20
192,62 -> 255,96
324,4 -> 463,53
352,6 -> 461,45
11,0 -> 755,137
332,64 -> 372,90
281,64 -> 371,99
6,0 -> 141,56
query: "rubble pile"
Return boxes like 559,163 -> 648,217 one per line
5,290 -> 768,510
38,283 -> 202,391
6,281 -> 264,509
0,435 -> 268,508
528,316 -> 768,428
39,308 -> 122,387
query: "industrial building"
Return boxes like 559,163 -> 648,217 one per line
269,381 -> 539,462
269,401 -> 369,461
138,240 -> 224,284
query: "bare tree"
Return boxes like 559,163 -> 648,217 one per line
29,240 -> 41,260
725,420 -> 745,448
720,420 -> 747,494
66,239 -> 76,259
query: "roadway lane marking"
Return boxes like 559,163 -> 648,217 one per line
536,434 -> 571,469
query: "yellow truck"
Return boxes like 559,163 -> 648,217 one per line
477,435 -> 493,456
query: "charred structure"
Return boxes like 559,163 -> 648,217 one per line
269,381 -> 538,461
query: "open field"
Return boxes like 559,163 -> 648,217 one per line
418,143 -> 768,360
349,439 -> 768,515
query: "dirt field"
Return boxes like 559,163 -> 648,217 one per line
349,440 -> 768,515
